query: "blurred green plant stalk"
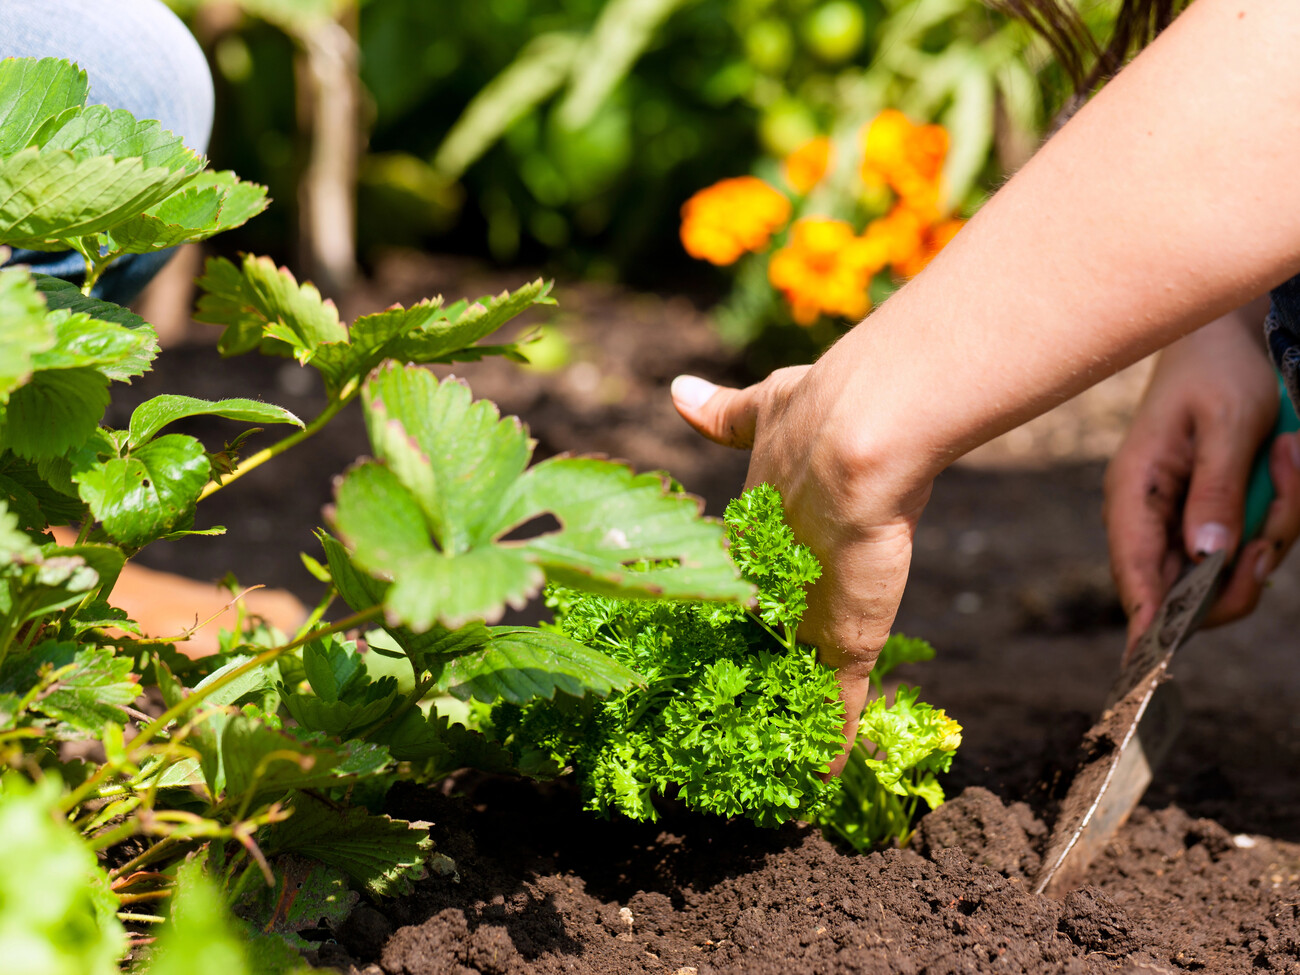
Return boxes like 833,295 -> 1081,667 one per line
168,0 -> 1119,287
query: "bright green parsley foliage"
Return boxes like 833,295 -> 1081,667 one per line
493,483 -> 845,827
817,684 -> 962,850
493,484 -> 963,845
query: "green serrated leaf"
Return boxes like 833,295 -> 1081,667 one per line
0,367 -> 108,459
193,255 -> 345,363
0,150 -> 201,248
34,103 -> 200,172
30,310 -> 157,382
127,394 -> 302,446
0,267 -> 56,403
384,279 -> 555,364
330,366 -> 748,632
388,548 -> 544,632
511,458 -> 753,600
440,625 -> 639,704
72,433 -> 210,547
331,460 -> 546,631
2,642 -> 138,735
264,792 -> 433,897
102,170 -> 269,256
32,274 -> 147,330
317,530 -> 387,612
364,368 -> 531,553
0,58 -> 89,155
234,854 -> 357,953
220,716 -> 390,802
0,451 -> 85,531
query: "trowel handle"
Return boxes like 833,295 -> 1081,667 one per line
1242,375 -> 1300,542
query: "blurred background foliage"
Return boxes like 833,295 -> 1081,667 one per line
164,0 -> 1121,295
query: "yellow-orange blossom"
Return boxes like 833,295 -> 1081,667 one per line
768,218 -> 884,325
679,176 -> 791,266
681,110 -> 965,324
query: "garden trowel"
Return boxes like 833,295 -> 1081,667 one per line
1032,381 -> 1300,898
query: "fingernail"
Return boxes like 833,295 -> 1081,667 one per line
671,375 -> 717,410
1192,522 -> 1231,556
1255,548 -> 1275,583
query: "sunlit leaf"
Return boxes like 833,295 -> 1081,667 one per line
127,394 -> 302,446
440,625 -> 640,704
72,433 -> 210,547
264,791 -> 433,897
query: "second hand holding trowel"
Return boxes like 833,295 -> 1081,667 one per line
1032,382 -> 1300,898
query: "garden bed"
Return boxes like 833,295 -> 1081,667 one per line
125,252 -> 1300,973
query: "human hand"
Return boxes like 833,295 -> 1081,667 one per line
1104,306 -> 1300,655
671,366 -> 933,773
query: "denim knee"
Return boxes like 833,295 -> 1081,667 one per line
1,0 -> 215,304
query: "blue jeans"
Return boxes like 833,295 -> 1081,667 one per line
1267,275 -> 1300,412
1,0 -> 214,305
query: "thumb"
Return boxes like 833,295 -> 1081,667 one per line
1182,425 -> 1262,559
671,374 -> 760,449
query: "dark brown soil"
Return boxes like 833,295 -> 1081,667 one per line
124,251 -> 1300,974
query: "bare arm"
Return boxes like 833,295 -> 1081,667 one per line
673,0 -> 1300,767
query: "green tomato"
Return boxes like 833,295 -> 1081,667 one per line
802,1 -> 867,63
745,19 -> 794,74
759,98 -> 818,157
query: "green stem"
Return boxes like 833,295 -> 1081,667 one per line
747,609 -> 791,652
108,835 -> 186,882
132,605 -> 381,752
293,586 -> 336,642
74,519 -> 94,546
198,397 -> 347,502
89,819 -> 140,852
60,605 -> 383,813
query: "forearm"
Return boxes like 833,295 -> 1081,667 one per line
811,0 -> 1300,490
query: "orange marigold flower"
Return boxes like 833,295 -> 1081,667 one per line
894,217 -> 966,278
784,136 -> 833,195
767,217 -> 883,326
680,176 -> 792,266
862,204 -> 929,271
859,109 -> 949,208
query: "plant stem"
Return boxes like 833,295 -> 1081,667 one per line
108,835 -> 186,882
293,585 -> 336,641
60,605 -> 383,813
131,605 -> 381,753
198,397 -> 346,501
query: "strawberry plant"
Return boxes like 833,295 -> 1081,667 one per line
0,55 -> 753,972
488,483 -> 962,847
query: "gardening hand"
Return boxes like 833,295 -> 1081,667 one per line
672,367 -> 932,774
1105,306 -> 1300,656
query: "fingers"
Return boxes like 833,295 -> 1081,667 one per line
1181,402 -> 1276,560
1204,431 -> 1300,626
827,674 -> 869,776
671,366 -> 811,450
796,520 -> 917,774
1104,442 -> 1187,656
670,375 -> 759,448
